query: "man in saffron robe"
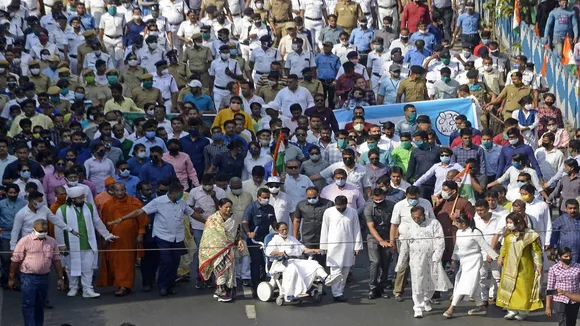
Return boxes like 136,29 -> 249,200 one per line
97,182 -> 149,296
49,186 -> 68,236
95,176 -> 116,215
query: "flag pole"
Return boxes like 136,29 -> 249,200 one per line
451,163 -> 472,215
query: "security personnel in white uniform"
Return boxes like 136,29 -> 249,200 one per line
144,5 -> 172,50
136,34 -> 167,73
83,40 -> 115,72
98,2 -> 126,69
176,10 -> 202,52
239,12 -> 272,62
377,0 -> 399,29
284,38 -> 316,78
249,35 -> 281,88
67,17 -> 87,75
302,0 -> 328,50
159,0 -> 190,55
152,59 -> 179,113
209,44 -> 243,108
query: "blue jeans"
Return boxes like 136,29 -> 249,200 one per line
155,237 -> 183,291
20,273 -> 49,326
191,229 -> 204,280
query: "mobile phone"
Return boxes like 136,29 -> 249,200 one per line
546,289 -> 557,295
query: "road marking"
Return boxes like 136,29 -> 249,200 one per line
243,286 -> 253,299
245,305 -> 256,319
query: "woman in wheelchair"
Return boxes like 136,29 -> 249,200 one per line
265,222 -> 336,301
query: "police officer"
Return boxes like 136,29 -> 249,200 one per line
182,33 -> 212,88
365,188 -> 395,299
83,40 -> 115,72
159,0 -> 190,55
299,67 -> 323,97
209,44 -> 243,108
145,5 -> 172,50
137,35 -> 167,73
267,0 -> 293,44
249,35 -> 281,88
152,60 -> 179,113
28,60 -> 50,93
334,0 -> 363,33
131,73 -> 164,108
99,1 -> 126,69
77,30 -> 108,74
166,49 -> 189,88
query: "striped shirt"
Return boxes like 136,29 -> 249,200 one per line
11,233 -> 61,275
547,262 -> 580,304
256,74 -> 288,88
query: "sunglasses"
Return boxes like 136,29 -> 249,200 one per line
315,99 -> 325,102
307,196 -> 317,200
287,166 -> 299,169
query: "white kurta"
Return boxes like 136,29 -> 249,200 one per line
452,228 -> 498,298
320,207 -> 363,267
266,234 -> 325,297
395,218 -> 452,294
54,203 -> 113,276
269,192 -> 292,231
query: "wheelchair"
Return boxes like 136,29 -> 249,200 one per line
251,233 -> 324,306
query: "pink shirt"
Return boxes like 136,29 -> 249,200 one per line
162,152 -> 200,190
42,173 -> 66,205
320,183 -> 366,212
11,233 -> 61,275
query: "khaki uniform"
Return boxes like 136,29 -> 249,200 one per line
54,100 -> 71,114
0,94 -> 9,111
201,0 -> 226,13
266,0 -> 292,41
131,87 -> 164,108
497,84 -> 532,120
469,82 -> 492,128
232,56 -> 250,80
299,79 -> 324,97
257,84 -> 284,103
29,75 -> 51,93
52,75 -> 82,91
119,66 -> 148,97
255,8 -> 269,22
0,72 -> 20,90
183,46 -> 212,88
168,63 -> 190,89
397,78 -> 428,102
334,1 -> 363,33
85,83 -> 112,106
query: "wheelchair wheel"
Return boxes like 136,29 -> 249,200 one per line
276,295 -> 285,306
257,282 -> 274,302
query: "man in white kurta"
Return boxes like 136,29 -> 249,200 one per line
320,196 -> 363,301
265,176 -> 293,231
395,206 -> 451,317
265,227 -> 330,299
55,187 -> 117,298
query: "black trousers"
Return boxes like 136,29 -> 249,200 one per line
141,240 -> 160,287
368,240 -> 393,291
555,301 -> 580,326
248,246 -> 266,290
321,79 -> 336,110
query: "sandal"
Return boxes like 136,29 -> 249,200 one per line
468,307 -> 487,316
443,310 -> 453,319
114,287 -> 131,297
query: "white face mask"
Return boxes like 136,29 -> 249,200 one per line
548,125 -> 558,132
524,104 -> 533,110
506,223 -> 515,231
259,198 -> 269,205
41,54 -> 50,61
30,68 -> 40,75
133,15 -> 141,20
291,44 -> 298,51
268,186 -> 280,194
509,139 -> 518,145
483,65 -> 493,72
441,190 -> 451,199
463,51 -> 471,58
128,59 -> 138,66
66,180 -> 79,186
33,201 -> 44,209
33,229 -> 48,238
220,53 -> 230,60
161,69 -> 169,75
148,42 -> 158,49
353,123 -> 364,132
231,188 -> 243,195
256,2 -> 264,8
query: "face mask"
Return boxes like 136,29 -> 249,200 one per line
561,258 -> 572,265
51,96 -> 61,103
128,59 -> 139,67
407,112 -> 417,122
368,142 -> 378,150
74,93 -> 85,100
212,133 -> 223,141
505,222 -> 515,231
157,190 -> 167,196
407,198 -> 418,206
201,32 -> 210,40
231,188 -> 243,195
415,140 -> 425,148
189,129 -> 200,138
483,64 -> 493,72
524,104 -> 533,110
291,44 -> 299,51
107,75 -> 118,84
220,53 -> 230,60
33,229 -> 48,238
343,157 -> 354,166
161,69 -> 169,75
150,156 -> 160,163
249,148 -> 260,156
517,181 -> 527,188
142,81 -> 153,88
350,59 -> 359,65
108,6 -> 116,15
203,185 -> 214,192
440,155 -> 451,163
169,147 -> 179,155
353,123 -> 364,132
512,162 -> 523,169
442,76 -> 451,83
400,141 -> 412,150
335,179 -> 346,187
137,151 -> 147,158
401,36 -> 409,41
84,75 -> 96,83
175,192 -> 184,201
304,75 -> 313,81
374,45 -> 382,51
545,101 -> 554,107
259,198 -> 269,205
29,67 -> 41,75
33,201 -> 44,209
541,141 -> 552,149
482,39 -> 491,45
548,125 -> 558,132
133,15 -> 141,20
481,140 -> 492,149
119,169 -> 130,177
463,50 -> 472,58
441,58 -> 451,65
20,170 -> 31,179
512,63 -> 520,70
521,194 -> 533,202
341,40 -> 349,46
441,190 -> 451,200
359,22 -> 367,28
256,2 -> 264,8
509,138 -> 519,145
93,50 -> 102,56
145,131 -> 156,139
469,83 -> 481,91
268,186 -> 280,194
41,54 -> 50,61
307,197 -> 319,204
148,42 -> 157,49
337,139 -> 347,149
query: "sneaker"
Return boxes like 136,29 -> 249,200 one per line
217,294 -> 232,302
504,312 -> 518,320
414,311 -> 423,318
82,289 -> 101,298
394,295 -> 404,302
424,302 -> 432,312
514,314 -> 527,321
195,280 -> 203,289
67,288 -> 79,297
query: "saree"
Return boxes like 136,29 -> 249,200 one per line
198,212 -> 238,288
496,230 -> 544,311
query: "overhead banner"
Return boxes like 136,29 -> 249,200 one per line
334,98 -> 479,145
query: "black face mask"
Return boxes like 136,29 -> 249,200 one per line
157,190 -> 167,196
150,156 -> 160,163
541,142 -> 551,148
561,258 -> 572,265
169,147 -> 179,155
73,201 -> 84,207
7,195 -> 18,202
343,157 -> 355,166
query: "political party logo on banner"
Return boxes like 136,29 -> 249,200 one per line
334,98 -> 478,145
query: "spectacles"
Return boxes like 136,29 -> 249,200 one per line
287,166 -> 299,169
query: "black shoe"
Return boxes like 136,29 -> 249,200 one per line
167,288 -> 177,295
333,295 -> 348,302
195,280 -> 203,289
43,300 -> 53,309
432,292 -> 441,299
367,290 -> 379,300
218,293 -> 232,302
204,280 -> 213,288
143,284 -> 152,292
394,295 -> 404,302
242,279 -> 252,287
385,281 -> 393,290
159,289 -> 168,296
346,272 -> 354,283
380,290 -> 391,299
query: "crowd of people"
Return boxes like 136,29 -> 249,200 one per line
0,0 -> 580,324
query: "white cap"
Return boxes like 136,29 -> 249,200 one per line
66,186 -> 85,198
263,101 -> 281,111
266,176 -> 282,184
188,80 -> 202,88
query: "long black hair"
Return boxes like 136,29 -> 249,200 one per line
456,213 -> 477,231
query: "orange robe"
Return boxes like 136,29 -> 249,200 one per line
95,192 -> 113,216
97,195 -> 149,289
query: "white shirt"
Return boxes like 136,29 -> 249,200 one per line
391,180 -> 411,191
136,47 -> 167,74
535,147 -> 565,183
273,86 -> 315,117
319,162 -> 370,188
250,47 -> 282,74
10,205 -> 72,249
335,62 -> 370,80
142,195 -> 195,242
187,185 -> 227,230
159,0 -> 190,25
284,174 -> 314,208
40,14 -> 60,32
332,43 -> 358,64
497,166 -> 544,199
524,198 -> 552,246
242,154 -> 273,180
301,0 -> 327,19
284,50 -> 316,78
31,43 -> 58,60
269,191 -> 292,228
242,94 -> 265,115
83,52 -> 115,72
209,58 -> 243,88
391,197 -> 435,234
14,179 -> 46,205
99,13 -> 125,36
388,39 -> 414,57
177,20 -> 203,41
65,30 -> 85,56
413,162 -> 464,195
153,73 -> 179,101
473,211 -> 506,247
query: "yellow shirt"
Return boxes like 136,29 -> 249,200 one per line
9,113 -> 54,137
104,97 -> 144,113
212,108 -> 253,132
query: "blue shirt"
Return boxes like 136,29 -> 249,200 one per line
497,143 -> 543,179
404,48 -> 432,66
127,156 -> 150,176
291,142 -> 315,160
58,146 -> 92,164
212,151 -> 245,179
130,136 -> 168,157
242,200 -> 277,242
139,161 -> 176,189
315,52 -> 341,80
481,144 -> 502,176
180,136 -> 210,178
545,8 -> 579,38
456,13 -> 480,34
223,134 -> 248,149
125,20 -> 146,46
428,24 -> 444,44
550,213 -> 580,263
377,77 -> 404,104
360,148 -> 395,166
409,32 -> 437,50
183,93 -> 215,112
349,27 -> 374,51
115,174 -> 140,197
68,14 -> 97,31
42,67 -> 59,82
0,198 -> 27,240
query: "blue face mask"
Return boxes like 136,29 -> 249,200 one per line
407,112 -> 417,122
337,139 -> 347,149
74,93 -> 85,100
407,198 -> 418,206
469,83 -> 482,91
512,162 -> 523,170
189,129 -> 200,138
108,6 -> 117,16
212,133 -> 222,141
517,181 -> 527,187
512,63 -> 520,69
335,179 -> 346,187
119,169 -> 130,177
481,140 -> 492,149
145,131 -> 156,139
415,140 -> 424,148
440,155 -> 451,163
20,170 -> 31,179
